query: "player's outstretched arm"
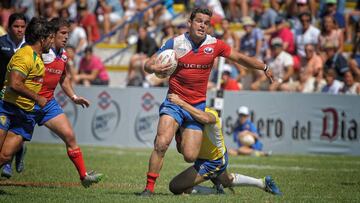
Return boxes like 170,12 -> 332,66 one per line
227,49 -> 274,83
59,68 -> 90,108
144,53 -> 173,75
167,94 -> 216,124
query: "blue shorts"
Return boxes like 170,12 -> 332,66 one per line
33,98 -> 64,126
194,152 -> 228,180
0,100 -> 37,141
159,98 -> 205,130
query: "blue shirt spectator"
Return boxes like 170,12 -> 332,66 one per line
228,106 -> 270,157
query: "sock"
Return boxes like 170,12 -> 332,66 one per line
67,148 -> 87,180
191,185 -> 218,194
231,173 -> 265,189
145,172 -> 159,193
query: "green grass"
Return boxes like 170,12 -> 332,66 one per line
1,143 -> 360,202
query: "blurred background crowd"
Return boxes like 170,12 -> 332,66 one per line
1,0 -> 359,94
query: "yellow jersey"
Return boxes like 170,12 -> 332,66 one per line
2,45 -> 45,111
198,108 -> 227,160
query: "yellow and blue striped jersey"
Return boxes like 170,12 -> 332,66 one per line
2,45 -> 45,111
198,108 -> 226,160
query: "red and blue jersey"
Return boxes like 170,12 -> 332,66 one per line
158,33 -> 231,104
40,48 -> 68,100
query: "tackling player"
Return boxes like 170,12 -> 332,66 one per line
0,13 -> 27,178
0,17 -> 54,174
167,93 -> 282,195
36,17 -> 103,187
141,8 -> 273,195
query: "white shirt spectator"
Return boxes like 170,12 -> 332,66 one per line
340,82 -> 360,95
295,25 -> 320,58
321,80 -> 343,94
302,77 -> 326,93
68,26 -> 88,53
269,51 -> 294,80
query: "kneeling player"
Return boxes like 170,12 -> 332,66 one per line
167,94 -> 282,195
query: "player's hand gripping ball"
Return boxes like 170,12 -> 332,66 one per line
155,49 -> 177,78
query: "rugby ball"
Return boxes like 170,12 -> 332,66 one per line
155,49 -> 177,78
240,133 -> 255,147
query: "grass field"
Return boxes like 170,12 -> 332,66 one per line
0,143 -> 360,202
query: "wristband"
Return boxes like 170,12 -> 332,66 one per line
71,94 -> 78,101
264,64 -> 269,72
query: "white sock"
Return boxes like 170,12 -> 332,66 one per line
231,173 -> 265,189
191,185 -> 218,194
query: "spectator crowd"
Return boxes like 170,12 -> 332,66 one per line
0,0 -> 359,94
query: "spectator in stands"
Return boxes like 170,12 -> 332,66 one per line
216,18 -> 245,83
127,26 -> 158,87
302,44 -> 324,78
345,1 -> 360,43
228,106 -> 270,157
339,71 -> 360,95
252,38 -> 294,91
299,44 -> 326,93
68,19 -> 88,53
272,15 -> 295,55
253,4 -> 278,35
294,12 -> 320,59
323,41 -> 349,81
65,45 -> 78,84
75,46 -> 109,86
13,0 -> 36,21
220,65 -> 242,91
40,0 -> 59,20
292,44 -> 326,92
78,3 -> 100,43
176,23 -> 188,35
322,69 -> 343,94
349,36 -> 360,81
240,16 -> 266,61
318,15 -> 344,58
161,22 -> 175,45
219,18 -> 240,51
319,0 -> 345,29
97,0 -> 124,38
229,0 -> 249,21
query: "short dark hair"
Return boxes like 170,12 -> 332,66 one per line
25,17 -> 54,45
84,46 -> 93,53
49,17 -> 70,33
298,12 -> 312,21
8,13 -> 27,28
190,8 -> 212,21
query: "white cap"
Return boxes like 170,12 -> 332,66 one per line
237,106 -> 249,115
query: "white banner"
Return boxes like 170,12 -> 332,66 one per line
222,91 -> 360,155
33,87 -> 360,155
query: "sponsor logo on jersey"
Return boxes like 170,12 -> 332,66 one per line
178,62 -> 212,69
204,47 -> 214,54
61,54 -> 67,62
46,67 -> 63,75
0,115 -> 7,126
1,46 -> 10,51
